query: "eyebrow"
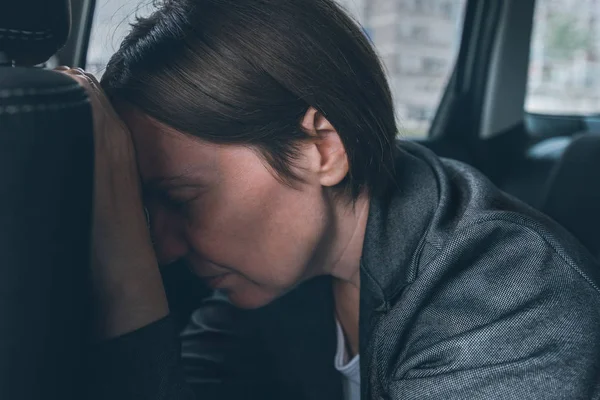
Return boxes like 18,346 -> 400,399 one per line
143,174 -> 207,192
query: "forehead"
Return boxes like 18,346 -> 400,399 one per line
117,106 -> 276,189
119,107 -> 220,179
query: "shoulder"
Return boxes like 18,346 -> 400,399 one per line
367,141 -> 600,313
377,212 -> 600,395
397,142 -> 600,295
366,142 -> 600,395
431,211 -> 600,293
411,210 -> 600,318
390,211 -> 600,369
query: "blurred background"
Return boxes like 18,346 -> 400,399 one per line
87,0 -> 599,138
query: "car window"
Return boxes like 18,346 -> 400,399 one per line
86,0 -> 154,77
87,0 -> 467,138
526,0 -> 600,115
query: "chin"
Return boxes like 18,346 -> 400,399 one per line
224,287 -> 282,309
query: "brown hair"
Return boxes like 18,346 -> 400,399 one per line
102,0 -> 398,198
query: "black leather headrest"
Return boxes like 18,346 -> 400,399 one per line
0,67 -> 87,111
0,0 -> 71,65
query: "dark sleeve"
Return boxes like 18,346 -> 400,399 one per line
87,316 -> 195,400
385,219 -> 600,399
179,293 -> 287,398
87,294 -> 283,400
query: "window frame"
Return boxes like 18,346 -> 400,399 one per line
56,0 -> 96,68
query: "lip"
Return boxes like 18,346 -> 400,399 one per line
203,273 -> 232,289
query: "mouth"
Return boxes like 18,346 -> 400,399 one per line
202,273 -> 232,289
184,258 -> 235,288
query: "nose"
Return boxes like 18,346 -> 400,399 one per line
148,206 -> 189,265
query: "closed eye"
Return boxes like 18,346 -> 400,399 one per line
144,187 -> 202,214
165,193 -> 199,211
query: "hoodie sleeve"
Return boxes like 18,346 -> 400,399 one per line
87,293 -> 282,400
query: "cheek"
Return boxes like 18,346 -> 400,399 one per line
185,168 -> 326,288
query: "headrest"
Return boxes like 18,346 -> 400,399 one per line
0,67 -> 87,112
0,0 -> 71,65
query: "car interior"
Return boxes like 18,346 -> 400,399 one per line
1,0 -> 599,398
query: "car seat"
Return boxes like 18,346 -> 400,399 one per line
0,1 -> 94,399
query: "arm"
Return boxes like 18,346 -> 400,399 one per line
54,67 -> 169,341
87,317 -> 193,400
87,294 -> 279,400
58,67 -> 181,398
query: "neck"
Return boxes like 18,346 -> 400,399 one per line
327,192 -> 370,288
326,192 -> 369,358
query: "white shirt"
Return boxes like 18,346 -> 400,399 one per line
334,319 -> 361,400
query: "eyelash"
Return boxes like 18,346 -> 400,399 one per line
143,191 -> 193,214
169,192 -> 207,216
165,195 -> 194,211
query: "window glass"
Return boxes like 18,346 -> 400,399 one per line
336,0 -> 467,137
526,0 -> 600,115
87,0 -> 467,138
86,0 -> 154,77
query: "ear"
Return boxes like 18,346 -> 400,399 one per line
301,107 -> 349,187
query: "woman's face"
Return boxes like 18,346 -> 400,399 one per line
120,109 -> 334,309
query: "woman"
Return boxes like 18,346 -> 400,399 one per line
61,0 -> 600,399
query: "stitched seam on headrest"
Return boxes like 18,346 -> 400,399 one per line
0,99 -> 89,114
0,34 -> 54,40
0,28 -> 53,36
0,84 -> 81,98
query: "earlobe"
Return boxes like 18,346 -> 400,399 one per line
301,107 -> 349,187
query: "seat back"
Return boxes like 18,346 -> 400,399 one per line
541,134 -> 600,259
0,1 -> 94,399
